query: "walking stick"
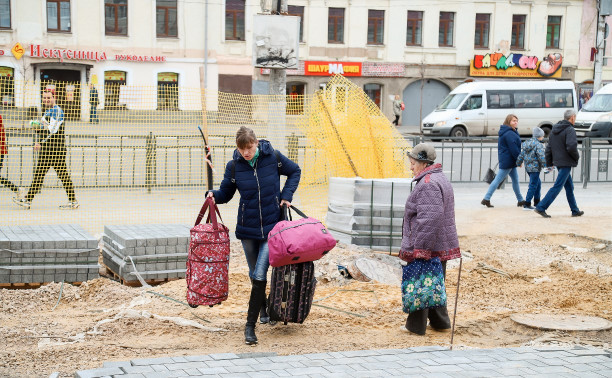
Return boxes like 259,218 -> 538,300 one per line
450,257 -> 462,350
197,125 -> 214,190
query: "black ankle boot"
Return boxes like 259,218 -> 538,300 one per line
245,323 -> 257,345
245,280 -> 267,345
260,297 -> 270,324
517,201 -> 526,207
481,199 -> 494,208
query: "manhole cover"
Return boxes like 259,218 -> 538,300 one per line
511,314 -> 612,331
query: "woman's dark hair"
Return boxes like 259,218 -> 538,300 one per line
236,126 -> 257,149
503,114 -> 518,126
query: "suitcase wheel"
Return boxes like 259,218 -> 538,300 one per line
189,303 -> 199,309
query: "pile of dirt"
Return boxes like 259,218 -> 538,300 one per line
0,234 -> 610,377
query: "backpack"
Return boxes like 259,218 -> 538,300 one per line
230,149 -> 282,183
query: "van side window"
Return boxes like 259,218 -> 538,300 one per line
488,91 -> 512,109
514,91 -> 543,108
463,95 -> 482,110
544,90 -> 573,108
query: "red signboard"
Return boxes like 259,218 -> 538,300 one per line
304,61 -> 362,76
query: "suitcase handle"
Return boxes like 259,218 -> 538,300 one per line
280,204 -> 307,221
195,197 -> 224,229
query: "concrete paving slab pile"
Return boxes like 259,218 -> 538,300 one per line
101,224 -> 191,282
0,224 -> 99,284
326,177 -> 413,252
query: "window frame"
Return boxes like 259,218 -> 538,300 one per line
546,15 -> 561,49
511,14 -> 526,50
363,83 -> 383,108
47,0 -> 71,33
156,0 -> 177,38
367,9 -> 385,45
225,0 -> 245,41
439,12 -> 454,47
105,0 -> 128,36
0,0 -> 11,29
287,5 -> 304,43
406,10 -> 423,46
474,13 -> 490,49
328,7 -> 345,44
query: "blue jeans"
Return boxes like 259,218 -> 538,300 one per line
484,167 -> 524,202
535,167 -> 579,213
241,239 -> 270,281
525,172 -> 541,204
89,107 -> 99,123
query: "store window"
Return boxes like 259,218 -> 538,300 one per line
157,72 -> 179,110
104,70 -> 126,109
328,8 -> 344,43
156,0 -> 177,38
47,0 -> 71,32
439,12 -> 454,47
288,5 -> 304,42
225,0 -> 245,41
367,10 -> 384,45
474,13 -> 490,49
105,0 -> 127,35
364,83 -> 382,108
0,67 -> 14,107
511,15 -> 526,49
0,0 -> 11,29
286,83 -> 305,115
406,11 -> 422,46
547,16 -> 561,49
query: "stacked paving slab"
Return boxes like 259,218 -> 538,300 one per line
0,224 -> 99,284
101,224 -> 191,284
326,177 -> 413,252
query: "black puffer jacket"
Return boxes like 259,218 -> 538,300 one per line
545,120 -> 579,168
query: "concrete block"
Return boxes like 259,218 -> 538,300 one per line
74,367 -> 125,378
9,274 -> 22,283
167,237 -> 178,246
9,241 -> 21,249
146,238 -> 157,247
155,246 -> 166,254
135,247 -> 146,256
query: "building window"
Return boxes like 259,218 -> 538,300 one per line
286,83 -> 305,115
364,83 -> 382,108
105,0 -> 127,35
156,0 -> 177,38
225,0 -> 245,41
328,7 -> 344,43
406,11 -> 422,46
0,0 -> 11,29
439,12 -> 454,47
104,71 -> 126,109
0,67 -> 14,107
474,13 -> 490,49
288,5 -> 304,42
547,16 -> 561,49
47,0 -> 71,32
158,72 -> 179,110
367,10 -> 384,45
511,14 -> 526,49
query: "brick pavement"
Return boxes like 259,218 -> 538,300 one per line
74,346 -> 612,377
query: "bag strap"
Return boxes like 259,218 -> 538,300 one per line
194,197 -> 224,229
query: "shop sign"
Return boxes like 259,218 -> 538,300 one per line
30,44 -> 108,62
158,72 -> 178,82
11,43 -> 24,60
304,61 -> 362,76
105,71 -> 126,81
114,55 -> 166,62
0,66 -> 13,77
470,52 -> 563,78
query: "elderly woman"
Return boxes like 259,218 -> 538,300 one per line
399,143 -> 461,335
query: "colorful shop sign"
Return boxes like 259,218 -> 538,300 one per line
105,71 -> 127,81
158,72 -> 178,82
304,61 -> 362,76
0,66 -> 13,77
470,52 -> 563,78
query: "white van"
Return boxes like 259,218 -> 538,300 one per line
574,83 -> 612,137
421,80 -> 577,138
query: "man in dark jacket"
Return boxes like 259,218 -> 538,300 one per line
534,109 -> 583,218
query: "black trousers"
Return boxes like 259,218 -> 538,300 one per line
392,115 -> 400,125
0,154 -> 18,193
26,150 -> 76,202
406,261 -> 452,335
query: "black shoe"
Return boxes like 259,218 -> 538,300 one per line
572,211 -> 584,217
517,201 -> 526,207
259,304 -> 270,324
481,199 -> 494,208
535,209 -> 551,218
245,323 -> 258,345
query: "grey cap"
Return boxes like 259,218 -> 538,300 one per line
532,127 -> 545,138
408,143 -> 436,162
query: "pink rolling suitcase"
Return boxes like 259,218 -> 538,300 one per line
186,197 -> 230,307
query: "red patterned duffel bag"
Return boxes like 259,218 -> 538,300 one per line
186,197 -> 230,308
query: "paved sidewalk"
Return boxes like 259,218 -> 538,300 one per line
74,346 -> 612,377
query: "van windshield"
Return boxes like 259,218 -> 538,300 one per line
437,93 -> 468,110
582,94 -> 612,112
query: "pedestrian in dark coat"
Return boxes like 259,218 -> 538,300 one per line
535,110 -> 583,218
207,126 -> 301,345
481,114 -> 525,208
399,143 -> 461,335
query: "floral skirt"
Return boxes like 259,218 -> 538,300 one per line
401,257 -> 447,314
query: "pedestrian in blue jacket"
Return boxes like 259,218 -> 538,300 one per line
207,126 -> 301,345
516,127 -> 547,210
481,114 -> 525,208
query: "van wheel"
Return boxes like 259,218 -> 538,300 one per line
541,126 -> 552,137
450,126 -> 467,141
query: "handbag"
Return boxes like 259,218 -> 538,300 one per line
268,205 -> 337,267
483,163 -> 504,189
401,257 -> 447,314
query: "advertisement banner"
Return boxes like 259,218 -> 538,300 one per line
304,61 -> 362,76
